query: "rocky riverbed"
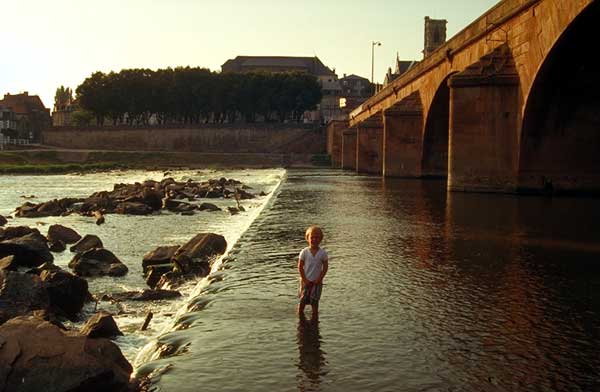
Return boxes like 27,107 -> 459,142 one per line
0,170 -> 283,392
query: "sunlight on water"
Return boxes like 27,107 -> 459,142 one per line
0,168 -> 285,362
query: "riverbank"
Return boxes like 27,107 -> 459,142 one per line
0,149 -> 331,174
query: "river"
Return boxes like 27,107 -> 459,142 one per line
2,168 -> 600,391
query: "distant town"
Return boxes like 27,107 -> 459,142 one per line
0,17 -> 448,148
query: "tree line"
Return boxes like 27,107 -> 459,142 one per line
73,67 -> 323,126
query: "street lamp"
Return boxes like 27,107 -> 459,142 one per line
371,41 -> 381,87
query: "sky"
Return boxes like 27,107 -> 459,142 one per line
2,0 -> 498,112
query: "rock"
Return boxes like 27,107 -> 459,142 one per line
0,215 -> 7,227
40,269 -> 90,321
141,187 -> 163,210
70,234 -> 103,253
48,239 -> 66,252
0,256 -> 18,271
155,271 -> 184,289
142,245 -> 179,274
0,226 -> 40,241
26,262 -> 61,275
0,316 -> 132,391
0,270 -> 49,325
115,201 -> 153,215
0,232 -> 53,267
47,224 -> 82,244
180,210 -> 194,216
109,289 -> 182,302
173,233 -> 227,266
69,248 -> 128,277
93,211 -> 105,225
163,198 -> 196,213
108,263 -> 129,277
227,207 -> 239,215
80,312 -> 123,338
199,202 -> 221,212
145,264 -> 174,288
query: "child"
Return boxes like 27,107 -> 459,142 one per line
297,225 -> 329,319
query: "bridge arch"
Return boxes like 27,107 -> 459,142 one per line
421,73 -> 455,178
519,1 -> 600,194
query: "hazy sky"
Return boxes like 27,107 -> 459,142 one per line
2,0 -> 498,111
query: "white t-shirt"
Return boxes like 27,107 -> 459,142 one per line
299,247 -> 328,282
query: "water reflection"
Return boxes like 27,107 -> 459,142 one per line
296,318 -> 327,391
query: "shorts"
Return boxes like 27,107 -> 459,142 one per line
299,282 -> 322,306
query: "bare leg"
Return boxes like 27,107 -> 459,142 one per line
310,303 -> 318,321
298,303 -> 306,318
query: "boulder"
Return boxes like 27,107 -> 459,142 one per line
155,271 -> 184,289
26,262 -> 61,275
108,289 -> 182,302
142,245 -> 179,273
199,202 -> 221,212
70,234 -> 103,253
0,270 -> 49,325
174,233 -> 227,264
115,202 -> 153,215
69,248 -> 128,277
0,215 -> 7,227
40,269 -> 90,321
0,256 -> 18,271
49,239 -> 66,253
145,264 -> 174,288
47,224 -> 82,244
0,316 -> 133,392
80,312 -> 123,338
0,226 -> 40,241
0,232 -> 53,267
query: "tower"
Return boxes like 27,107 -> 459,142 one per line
423,16 -> 448,58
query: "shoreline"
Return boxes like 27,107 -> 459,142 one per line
0,148 -> 331,174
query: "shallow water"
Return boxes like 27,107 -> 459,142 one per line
0,168 -> 284,360
134,169 -> 600,392
3,168 -> 600,391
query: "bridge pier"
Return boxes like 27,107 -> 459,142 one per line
382,92 -> 424,177
327,120 -> 348,168
341,129 -> 357,170
356,125 -> 383,174
447,45 -> 521,193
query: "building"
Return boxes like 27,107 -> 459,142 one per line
423,16 -> 448,58
52,87 -> 77,126
0,92 -> 51,141
221,55 -> 342,123
338,74 -> 373,114
383,56 -> 419,86
0,106 -> 17,135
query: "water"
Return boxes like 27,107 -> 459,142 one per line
0,168 -> 285,360
3,169 -> 600,391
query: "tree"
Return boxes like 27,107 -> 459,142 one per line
54,86 -> 73,112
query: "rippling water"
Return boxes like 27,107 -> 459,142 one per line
133,169 -> 600,392
3,169 -> 600,391
0,168 -> 284,360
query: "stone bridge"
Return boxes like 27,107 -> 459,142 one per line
332,0 -> 599,195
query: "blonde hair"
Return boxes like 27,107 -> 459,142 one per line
305,225 -> 324,240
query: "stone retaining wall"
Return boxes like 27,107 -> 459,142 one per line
42,124 -> 326,154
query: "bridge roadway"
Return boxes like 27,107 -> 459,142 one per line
330,0 -> 599,195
